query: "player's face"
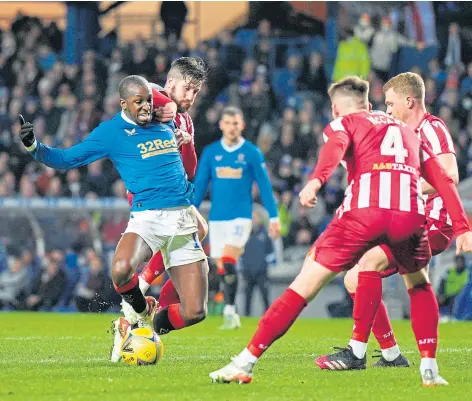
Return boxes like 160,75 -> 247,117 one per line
384,88 -> 409,122
219,114 -> 245,143
167,76 -> 201,113
120,85 -> 152,126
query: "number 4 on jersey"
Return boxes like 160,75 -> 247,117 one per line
380,126 -> 408,163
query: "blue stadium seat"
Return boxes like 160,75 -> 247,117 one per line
305,36 -> 325,56
271,69 -> 298,101
396,45 -> 439,75
234,29 -> 257,55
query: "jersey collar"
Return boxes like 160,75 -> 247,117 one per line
415,112 -> 430,133
221,137 -> 246,153
121,111 -> 138,126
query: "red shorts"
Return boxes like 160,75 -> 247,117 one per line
310,209 -> 430,274
381,219 -> 453,277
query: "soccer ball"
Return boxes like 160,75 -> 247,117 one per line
120,327 -> 164,366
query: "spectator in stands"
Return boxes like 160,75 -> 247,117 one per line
404,1 -> 437,47
75,249 -> 114,312
370,17 -> 413,83
437,255 -> 469,318
297,51 -> 327,98
253,39 -> 271,69
460,63 -> 472,99
160,1 -> 187,40
241,80 -> 270,142
444,23 -> 462,68
240,211 -> 274,316
428,58 -> 447,93
0,256 -> 29,309
354,13 -> 375,46
332,28 -> 370,82
22,251 -> 66,311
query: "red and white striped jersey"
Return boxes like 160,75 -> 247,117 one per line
417,113 -> 455,226
324,111 -> 425,217
175,112 -> 195,142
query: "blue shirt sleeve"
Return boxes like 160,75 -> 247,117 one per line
193,146 -> 212,208
251,147 -> 278,220
30,125 -> 109,170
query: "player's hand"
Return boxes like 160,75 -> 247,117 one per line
455,231 -> 472,254
299,179 -> 322,208
154,102 -> 177,122
18,114 -> 36,148
175,129 -> 192,148
268,220 -> 281,239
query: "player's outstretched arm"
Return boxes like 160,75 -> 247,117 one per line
251,147 -> 280,238
18,114 -> 108,170
420,144 -> 470,237
300,129 -> 350,208
193,147 -> 212,208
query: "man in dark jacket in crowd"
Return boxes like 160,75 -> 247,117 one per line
240,211 -> 275,316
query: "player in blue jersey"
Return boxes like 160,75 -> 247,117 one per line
18,75 -> 209,336
194,106 -> 280,329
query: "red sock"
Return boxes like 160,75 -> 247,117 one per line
168,304 -> 187,330
247,288 -> 306,358
158,279 -> 180,308
349,292 -> 397,349
408,283 -> 438,358
140,251 -> 165,285
114,273 -> 139,293
351,271 -> 382,343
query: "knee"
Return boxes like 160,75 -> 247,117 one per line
223,263 -> 237,284
112,258 -> 133,287
344,269 -> 358,294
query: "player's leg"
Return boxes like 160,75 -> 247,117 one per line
402,267 -> 448,386
153,260 -> 208,334
343,264 -> 408,367
219,218 -> 252,329
139,207 -> 208,301
112,232 -> 154,319
210,255 -> 337,383
152,231 -> 208,334
220,244 -> 243,329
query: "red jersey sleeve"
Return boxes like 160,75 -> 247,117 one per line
150,84 -> 173,108
420,142 -> 469,235
420,117 -> 455,156
309,118 -> 351,184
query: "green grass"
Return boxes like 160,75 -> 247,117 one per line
1,313 -> 471,401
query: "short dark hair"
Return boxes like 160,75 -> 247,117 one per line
221,106 -> 244,119
119,75 -> 149,99
328,76 -> 369,104
168,57 -> 208,86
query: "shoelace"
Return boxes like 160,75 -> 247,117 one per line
332,346 -> 351,354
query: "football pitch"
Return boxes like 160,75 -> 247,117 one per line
2,313 -> 471,401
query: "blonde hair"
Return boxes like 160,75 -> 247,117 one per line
328,76 -> 369,107
383,72 -> 425,100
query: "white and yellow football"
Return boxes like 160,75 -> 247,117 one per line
120,327 -> 164,366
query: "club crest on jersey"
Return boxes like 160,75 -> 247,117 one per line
236,153 -> 246,165
215,155 -> 223,161
125,128 -> 136,136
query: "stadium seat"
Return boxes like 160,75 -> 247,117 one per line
234,29 -> 257,56
271,69 -> 298,104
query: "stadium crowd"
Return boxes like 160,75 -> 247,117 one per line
0,2 -> 472,313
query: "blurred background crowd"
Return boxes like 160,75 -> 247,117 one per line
1,1 -> 472,318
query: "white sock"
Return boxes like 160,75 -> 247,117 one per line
348,339 -> 367,359
138,276 -> 150,294
420,357 -> 438,376
233,348 -> 258,366
224,304 -> 236,316
381,344 -> 401,362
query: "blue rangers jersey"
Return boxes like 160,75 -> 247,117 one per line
193,138 -> 278,221
28,111 -> 193,211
